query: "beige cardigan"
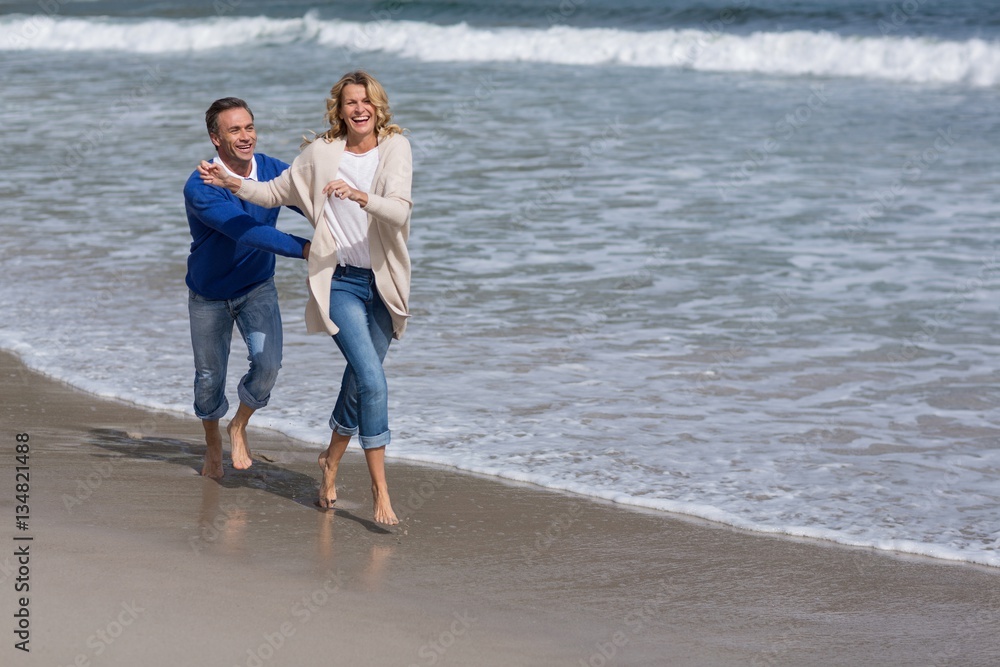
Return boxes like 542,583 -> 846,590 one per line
236,133 -> 413,339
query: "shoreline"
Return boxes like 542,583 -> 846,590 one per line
2,349 -> 999,666
7,348 -> 993,570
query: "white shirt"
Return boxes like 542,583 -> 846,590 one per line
214,155 -> 258,181
324,147 -> 379,268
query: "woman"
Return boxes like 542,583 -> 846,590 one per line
198,71 -> 413,525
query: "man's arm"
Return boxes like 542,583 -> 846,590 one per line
185,176 -> 309,259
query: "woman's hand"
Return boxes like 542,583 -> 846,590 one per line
198,160 -> 241,193
322,179 -> 368,207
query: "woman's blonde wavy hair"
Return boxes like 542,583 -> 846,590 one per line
308,70 -> 402,145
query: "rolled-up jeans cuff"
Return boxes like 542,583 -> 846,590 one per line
329,415 -> 358,437
359,430 -> 390,450
237,380 -> 270,411
195,398 -> 229,422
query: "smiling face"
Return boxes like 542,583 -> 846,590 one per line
338,83 -> 376,147
210,107 -> 256,176
321,71 -> 399,145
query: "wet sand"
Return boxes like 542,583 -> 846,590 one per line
1,350 -> 998,666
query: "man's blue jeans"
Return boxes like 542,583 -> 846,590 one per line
188,278 -> 282,421
327,265 -> 393,450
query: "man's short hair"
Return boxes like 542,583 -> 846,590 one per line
205,97 -> 254,137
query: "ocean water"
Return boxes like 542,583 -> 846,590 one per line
2,0 -> 999,567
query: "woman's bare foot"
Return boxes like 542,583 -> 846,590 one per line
364,446 -> 398,525
372,484 -> 398,525
201,420 -> 224,479
318,433 -> 351,509
317,450 -> 340,509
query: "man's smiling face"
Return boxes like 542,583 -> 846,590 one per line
211,107 -> 256,175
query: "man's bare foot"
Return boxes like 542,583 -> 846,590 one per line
202,442 -> 224,479
226,403 -> 256,470
318,450 -> 339,509
227,420 -> 253,469
372,484 -> 398,525
201,420 -> 224,479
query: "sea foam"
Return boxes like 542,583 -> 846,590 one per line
2,13 -> 999,86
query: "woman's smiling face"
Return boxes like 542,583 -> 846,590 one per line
339,83 -> 376,142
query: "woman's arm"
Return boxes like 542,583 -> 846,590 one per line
197,161 -> 241,192
198,160 -> 301,210
363,136 -> 413,230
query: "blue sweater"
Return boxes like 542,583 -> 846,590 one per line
184,153 -> 309,300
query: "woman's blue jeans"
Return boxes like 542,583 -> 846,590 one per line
327,265 -> 393,449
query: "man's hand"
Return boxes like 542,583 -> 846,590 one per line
302,241 -> 311,260
198,160 -> 241,193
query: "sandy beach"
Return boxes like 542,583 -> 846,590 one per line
1,349 -> 998,666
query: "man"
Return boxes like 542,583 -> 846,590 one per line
184,97 -> 308,479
